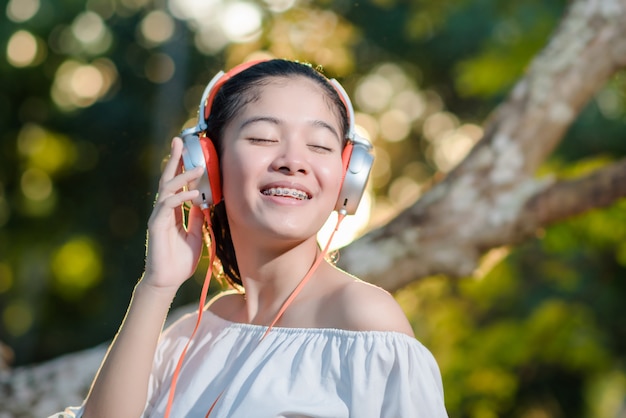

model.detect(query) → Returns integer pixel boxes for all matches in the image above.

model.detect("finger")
[155,167,203,205]
[186,205,206,239]
[162,166,204,195]
[153,190,200,217]
[161,137,183,182]
[174,199,184,227]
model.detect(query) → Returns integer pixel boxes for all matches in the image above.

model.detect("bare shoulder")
[324,271,415,337]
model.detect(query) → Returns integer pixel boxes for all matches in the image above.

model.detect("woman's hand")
[142,137,206,291]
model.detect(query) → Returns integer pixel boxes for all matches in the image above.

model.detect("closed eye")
[308,144,334,153]
[248,138,277,144]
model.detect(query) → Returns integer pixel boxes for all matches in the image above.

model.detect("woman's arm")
[81,280,176,418]
[82,138,205,418]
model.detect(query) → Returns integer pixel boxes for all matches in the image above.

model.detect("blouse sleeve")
[46,312,200,418]
[46,407,84,418]
[344,333,448,417]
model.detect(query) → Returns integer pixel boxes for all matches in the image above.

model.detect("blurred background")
[1,0,626,416]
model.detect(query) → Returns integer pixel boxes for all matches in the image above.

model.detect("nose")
[271,141,309,175]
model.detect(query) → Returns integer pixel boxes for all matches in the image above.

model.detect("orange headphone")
[179,59,374,216]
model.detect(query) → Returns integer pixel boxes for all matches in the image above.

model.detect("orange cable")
[166,210,346,417]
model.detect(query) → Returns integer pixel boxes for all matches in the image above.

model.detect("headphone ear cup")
[181,131,222,208]
[335,141,374,215]
[199,135,222,205]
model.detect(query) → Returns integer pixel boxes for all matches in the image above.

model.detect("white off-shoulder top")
[57,310,448,417]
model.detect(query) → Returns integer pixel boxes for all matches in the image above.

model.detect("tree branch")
[338,0,626,291]
[522,157,626,231]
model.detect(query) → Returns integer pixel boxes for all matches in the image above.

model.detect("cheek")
[320,160,345,196]
[219,154,247,202]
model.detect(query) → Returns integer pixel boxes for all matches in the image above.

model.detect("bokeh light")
[0,263,13,294]
[51,59,118,110]
[388,175,421,208]
[51,237,103,299]
[392,90,426,122]
[220,2,263,43]
[0,197,9,227]
[354,113,379,143]
[168,0,219,21]
[263,0,296,13]
[170,0,265,54]
[20,168,53,201]
[6,30,46,68]
[379,109,410,142]
[145,53,176,83]
[3,300,34,337]
[6,0,40,22]
[140,10,176,46]
[17,124,77,174]
[370,147,391,189]
[70,11,113,55]
[72,11,105,43]
[423,111,459,142]
[355,73,394,113]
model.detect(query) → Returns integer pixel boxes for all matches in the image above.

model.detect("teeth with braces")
[262,187,309,200]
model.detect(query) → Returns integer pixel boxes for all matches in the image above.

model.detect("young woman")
[54,59,447,417]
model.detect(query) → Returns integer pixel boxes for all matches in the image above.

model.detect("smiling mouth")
[261,187,310,200]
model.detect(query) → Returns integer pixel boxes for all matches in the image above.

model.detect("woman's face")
[219,76,345,245]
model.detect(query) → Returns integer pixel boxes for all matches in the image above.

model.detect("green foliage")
[397,193,626,417]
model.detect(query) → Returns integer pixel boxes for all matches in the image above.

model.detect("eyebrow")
[240,116,342,143]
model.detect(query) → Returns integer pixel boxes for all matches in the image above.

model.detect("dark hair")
[206,59,350,288]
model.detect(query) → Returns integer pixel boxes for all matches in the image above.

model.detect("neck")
[230,232,322,325]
